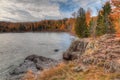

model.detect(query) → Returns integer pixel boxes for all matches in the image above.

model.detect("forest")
[0,0,119,37]
[74,0,120,37]
[0,18,75,32]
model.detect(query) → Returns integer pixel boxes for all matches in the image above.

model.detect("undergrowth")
[23,62,120,80]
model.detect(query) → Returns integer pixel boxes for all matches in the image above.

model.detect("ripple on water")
[0,32,75,80]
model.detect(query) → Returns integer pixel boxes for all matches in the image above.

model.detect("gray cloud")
[0,0,62,22]
[0,0,108,22]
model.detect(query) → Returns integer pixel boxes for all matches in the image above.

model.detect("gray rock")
[7,54,58,80]
[73,65,88,72]
[54,49,59,52]
[63,40,88,60]
[9,60,37,75]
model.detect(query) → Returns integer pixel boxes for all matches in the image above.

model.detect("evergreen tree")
[19,24,25,31]
[75,8,89,38]
[96,11,106,36]
[96,2,115,36]
[103,2,115,34]
[89,18,97,38]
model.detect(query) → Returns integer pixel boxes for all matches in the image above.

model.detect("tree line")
[0,18,75,32]
[74,0,120,38]
[0,0,119,37]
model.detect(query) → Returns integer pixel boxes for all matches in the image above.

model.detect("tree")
[89,17,97,38]
[96,2,115,36]
[75,8,89,38]
[103,2,115,34]
[110,0,120,34]
[96,11,106,36]
[19,24,25,31]
[86,8,91,26]
[72,12,77,18]
[111,0,120,11]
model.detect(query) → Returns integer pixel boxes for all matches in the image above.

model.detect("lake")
[0,32,75,79]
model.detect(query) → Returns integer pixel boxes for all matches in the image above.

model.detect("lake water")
[0,32,75,79]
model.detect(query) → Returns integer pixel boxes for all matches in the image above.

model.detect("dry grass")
[39,62,77,80]
[23,70,36,80]
[23,62,120,80]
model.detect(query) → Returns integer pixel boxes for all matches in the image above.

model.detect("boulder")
[63,40,88,60]
[63,51,80,60]
[54,49,59,52]
[7,54,58,80]
[9,60,37,75]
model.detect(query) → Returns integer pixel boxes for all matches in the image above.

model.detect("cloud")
[0,0,62,22]
[72,0,108,16]
[0,0,108,22]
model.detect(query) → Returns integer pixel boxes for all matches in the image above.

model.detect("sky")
[0,0,108,22]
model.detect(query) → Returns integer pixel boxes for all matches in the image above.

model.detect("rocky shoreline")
[7,34,120,80]
[63,34,120,75]
[6,55,59,80]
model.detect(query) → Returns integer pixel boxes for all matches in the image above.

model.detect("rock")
[73,65,88,72]
[54,49,59,52]
[6,74,24,80]
[64,34,120,73]
[25,54,53,62]
[9,60,37,75]
[8,54,58,80]
[81,34,120,73]
[63,40,88,60]
[63,52,79,60]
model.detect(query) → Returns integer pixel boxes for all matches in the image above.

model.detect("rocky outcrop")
[63,34,120,73]
[63,39,89,60]
[7,55,58,80]
[80,34,120,73]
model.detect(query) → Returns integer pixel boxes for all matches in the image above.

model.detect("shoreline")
[0,32,74,80]
[22,34,120,80]
[4,34,120,80]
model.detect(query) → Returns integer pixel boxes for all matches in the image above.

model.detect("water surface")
[0,32,75,78]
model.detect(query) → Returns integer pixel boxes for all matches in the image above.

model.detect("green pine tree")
[75,8,89,38]
[96,11,106,36]
[96,2,115,36]
[103,2,115,34]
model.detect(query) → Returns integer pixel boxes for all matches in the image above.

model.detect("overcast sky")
[0,0,108,22]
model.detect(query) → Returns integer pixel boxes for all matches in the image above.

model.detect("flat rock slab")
[7,54,58,80]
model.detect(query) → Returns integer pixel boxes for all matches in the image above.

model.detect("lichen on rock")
[63,34,120,74]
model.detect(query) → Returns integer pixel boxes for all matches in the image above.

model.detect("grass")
[23,62,120,80]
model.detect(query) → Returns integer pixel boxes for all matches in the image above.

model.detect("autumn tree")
[60,24,65,30]
[86,8,91,26]
[75,8,89,38]
[110,0,120,34]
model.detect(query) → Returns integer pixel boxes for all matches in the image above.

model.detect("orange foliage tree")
[110,0,120,34]
[86,8,91,26]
